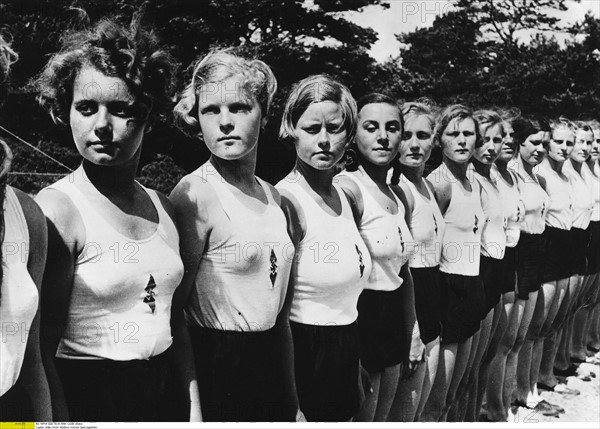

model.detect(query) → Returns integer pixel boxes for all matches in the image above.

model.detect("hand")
[404,325,426,379]
[296,408,307,422]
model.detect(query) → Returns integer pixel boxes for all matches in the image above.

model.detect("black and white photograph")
[1,0,599,426]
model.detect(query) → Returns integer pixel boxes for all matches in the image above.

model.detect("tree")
[454,0,579,48]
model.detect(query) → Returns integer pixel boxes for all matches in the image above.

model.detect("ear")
[260,116,268,130]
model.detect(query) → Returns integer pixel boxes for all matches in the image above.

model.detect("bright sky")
[345,0,600,62]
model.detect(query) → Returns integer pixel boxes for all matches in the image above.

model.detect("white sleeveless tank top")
[563,162,594,230]
[537,160,573,230]
[276,178,372,326]
[48,175,183,360]
[337,170,413,292]
[474,170,507,259]
[1,187,38,396]
[399,174,446,268]
[187,163,294,332]
[583,163,600,222]
[493,166,524,248]
[511,163,549,235]
[428,164,485,276]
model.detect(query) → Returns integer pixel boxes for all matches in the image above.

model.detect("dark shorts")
[189,324,297,422]
[412,266,443,345]
[516,232,545,300]
[542,226,573,282]
[357,286,406,372]
[290,321,362,422]
[500,246,517,294]
[480,255,504,317]
[571,227,591,276]
[439,272,484,344]
[0,381,34,421]
[55,347,184,422]
[587,221,600,274]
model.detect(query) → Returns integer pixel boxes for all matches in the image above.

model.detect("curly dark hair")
[34,14,176,126]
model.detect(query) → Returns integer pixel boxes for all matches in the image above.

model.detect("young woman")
[458,110,506,422]
[276,75,372,422]
[520,119,575,415]
[420,105,485,422]
[584,122,600,357]
[336,94,424,422]
[170,50,298,422]
[34,18,184,422]
[561,122,595,368]
[393,101,445,422]
[0,34,51,422]
[503,117,552,417]
[485,115,525,421]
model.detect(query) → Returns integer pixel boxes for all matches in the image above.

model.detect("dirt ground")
[510,360,600,424]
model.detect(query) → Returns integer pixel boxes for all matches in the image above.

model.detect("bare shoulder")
[13,188,47,237]
[394,180,415,213]
[277,186,306,245]
[169,174,220,222]
[35,186,84,251]
[263,181,282,206]
[335,173,364,220]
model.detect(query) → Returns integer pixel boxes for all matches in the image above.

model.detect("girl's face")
[293,101,348,170]
[70,66,150,167]
[474,123,503,165]
[440,117,477,164]
[571,129,593,163]
[519,131,549,166]
[197,75,264,161]
[355,103,402,167]
[547,127,574,163]
[497,122,516,163]
[399,114,434,168]
[591,128,600,162]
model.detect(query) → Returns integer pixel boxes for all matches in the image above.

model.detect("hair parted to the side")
[344,93,402,172]
[512,116,551,145]
[401,100,438,132]
[434,104,481,148]
[34,12,177,126]
[279,74,357,145]
[0,33,18,304]
[474,109,505,144]
[173,49,277,138]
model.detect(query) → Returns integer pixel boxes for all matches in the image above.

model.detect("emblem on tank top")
[397,227,405,253]
[473,214,479,234]
[355,244,365,278]
[541,201,546,217]
[516,205,521,222]
[143,275,157,313]
[433,215,438,235]
[270,249,278,287]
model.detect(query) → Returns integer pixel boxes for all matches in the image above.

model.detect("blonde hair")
[279,74,357,144]
[173,49,277,137]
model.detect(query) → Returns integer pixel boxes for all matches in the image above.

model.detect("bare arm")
[15,189,51,421]
[34,189,82,421]
[168,177,213,422]
[398,263,425,379]
[277,189,306,421]
[336,175,364,226]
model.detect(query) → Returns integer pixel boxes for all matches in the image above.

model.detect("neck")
[547,156,564,174]
[81,158,138,195]
[569,158,583,174]
[473,159,492,178]
[443,155,469,179]
[359,158,390,186]
[400,163,425,184]
[518,155,535,176]
[294,158,335,193]
[209,150,257,185]
[495,159,509,173]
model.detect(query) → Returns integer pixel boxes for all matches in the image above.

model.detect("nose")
[317,127,330,150]
[219,109,234,133]
[376,127,389,146]
[94,107,112,141]
[456,132,467,146]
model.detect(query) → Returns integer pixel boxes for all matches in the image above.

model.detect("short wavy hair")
[512,116,551,145]
[434,104,481,149]
[173,49,277,137]
[474,109,505,144]
[34,15,176,126]
[401,100,437,132]
[279,74,357,145]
